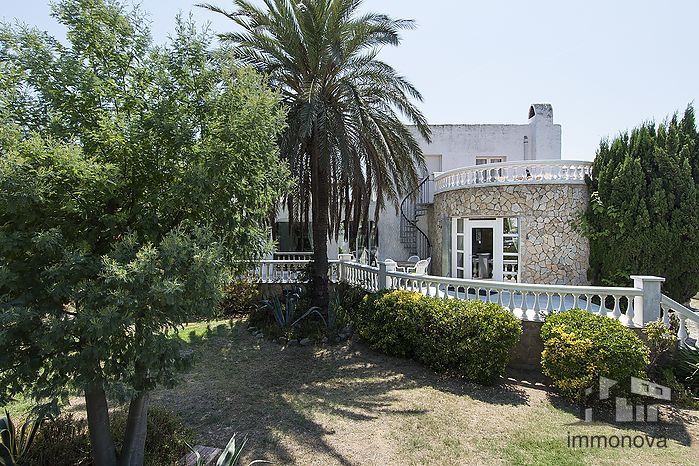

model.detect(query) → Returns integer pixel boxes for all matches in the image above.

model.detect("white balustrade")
[336,261,641,325]
[239,259,340,284]
[382,271,641,324]
[434,160,593,194]
[273,251,314,261]
[660,295,699,350]
[241,258,699,337]
[342,261,380,292]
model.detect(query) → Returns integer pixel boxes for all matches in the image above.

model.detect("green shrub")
[219,279,260,316]
[674,346,699,392]
[28,408,192,466]
[658,365,699,408]
[24,414,92,466]
[334,282,368,325]
[541,309,649,402]
[356,290,425,357]
[643,321,677,377]
[415,299,523,385]
[111,406,193,466]
[355,290,522,384]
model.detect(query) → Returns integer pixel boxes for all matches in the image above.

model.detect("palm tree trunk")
[310,137,330,311]
[85,382,117,466]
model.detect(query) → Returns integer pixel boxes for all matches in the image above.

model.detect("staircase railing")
[399,175,432,260]
[660,295,699,350]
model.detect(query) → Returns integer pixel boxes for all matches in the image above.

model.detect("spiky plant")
[0,409,44,466]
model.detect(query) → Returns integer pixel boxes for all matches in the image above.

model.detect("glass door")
[453,218,467,278]
[452,218,503,281]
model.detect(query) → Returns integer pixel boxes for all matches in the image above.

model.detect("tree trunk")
[118,391,149,466]
[85,383,118,466]
[310,137,330,311]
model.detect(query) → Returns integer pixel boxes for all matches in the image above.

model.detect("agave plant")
[326,295,343,330]
[261,293,297,328]
[262,291,327,329]
[0,409,44,466]
[676,346,699,391]
[187,433,270,466]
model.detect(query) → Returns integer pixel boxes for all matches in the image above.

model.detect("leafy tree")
[200,0,431,309]
[581,105,699,302]
[0,1,289,465]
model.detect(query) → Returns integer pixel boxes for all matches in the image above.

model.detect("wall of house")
[430,183,590,285]
[407,103,561,172]
[379,104,562,262]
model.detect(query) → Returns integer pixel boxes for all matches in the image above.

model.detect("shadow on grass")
[151,319,534,464]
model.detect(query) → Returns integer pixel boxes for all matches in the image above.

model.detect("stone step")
[180,446,223,466]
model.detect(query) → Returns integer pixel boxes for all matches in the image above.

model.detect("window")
[274,221,312,252]
[475,156,505,165]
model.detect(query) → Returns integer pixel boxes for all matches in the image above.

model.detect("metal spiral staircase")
[399,175,432,259]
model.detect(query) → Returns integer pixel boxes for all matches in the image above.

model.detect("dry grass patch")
[142,320,699,465]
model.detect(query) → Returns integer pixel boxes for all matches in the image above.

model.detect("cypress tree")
[582,105,699,302]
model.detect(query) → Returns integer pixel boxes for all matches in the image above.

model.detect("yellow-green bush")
[356,290,424,357]
[541,309,649,401]
[356,290,522,385]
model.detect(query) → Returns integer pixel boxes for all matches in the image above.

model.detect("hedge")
[354,290,522,385]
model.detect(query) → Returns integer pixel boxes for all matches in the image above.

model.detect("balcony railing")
[273,251,314,261]
[240,259,340,284]
[434,160,593,194]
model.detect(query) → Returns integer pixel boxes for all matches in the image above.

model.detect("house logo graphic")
[582,376,671,423]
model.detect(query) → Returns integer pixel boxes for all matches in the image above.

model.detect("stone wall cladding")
[431,184,590,285]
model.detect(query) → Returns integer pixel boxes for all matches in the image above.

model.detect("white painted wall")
[409,103,561,173]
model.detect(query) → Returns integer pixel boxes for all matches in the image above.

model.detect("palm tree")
[200,0,431,309]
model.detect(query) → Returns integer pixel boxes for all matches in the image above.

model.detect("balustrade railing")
[660,295,699,349]
[273,251,314,261]
[434,160,593,193]
[240,259,339,284]
[386,269,641,324]
[341,260,380,292]
[240,258,699,335]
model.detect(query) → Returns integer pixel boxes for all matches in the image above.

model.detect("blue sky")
[3,0,698,161]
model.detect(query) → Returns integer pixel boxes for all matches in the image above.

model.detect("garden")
[2,1,699,465]
[4,280,699,465]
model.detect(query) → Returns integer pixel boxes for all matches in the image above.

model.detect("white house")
[274,104,593,285]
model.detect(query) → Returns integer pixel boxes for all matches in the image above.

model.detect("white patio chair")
[407,257,430,276]
[383,258,406,273]
[407,255,420,263]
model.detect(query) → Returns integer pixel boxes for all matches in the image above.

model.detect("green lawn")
[145,320,699,465]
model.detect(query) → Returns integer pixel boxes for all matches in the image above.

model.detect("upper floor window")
[475,156,505,165]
